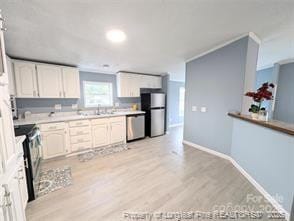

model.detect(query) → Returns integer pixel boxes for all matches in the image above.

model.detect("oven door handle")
[24,158,29,169]
[29,130,40,141]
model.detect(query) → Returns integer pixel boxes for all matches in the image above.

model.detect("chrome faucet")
[96,104,101,115]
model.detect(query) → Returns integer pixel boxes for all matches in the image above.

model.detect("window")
[179,87,185,117]
[83,81,113,107]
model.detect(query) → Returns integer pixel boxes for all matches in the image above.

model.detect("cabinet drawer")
[91,118,109,126]
[69,126,91,136]
[69,120,90,127]
[71,141,92,152]
[109,116,125,123]
[40,122,66,132]
[70,134,92,144]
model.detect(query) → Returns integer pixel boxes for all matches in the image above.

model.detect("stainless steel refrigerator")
[141,93,166,137]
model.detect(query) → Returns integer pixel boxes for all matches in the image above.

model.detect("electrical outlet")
[200,107,207,113]
[192,106,197,112]
[115,102,119,107]
[54,104,62,110]
[72,104,78,110]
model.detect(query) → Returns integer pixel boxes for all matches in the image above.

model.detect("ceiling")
[1,0,294,81]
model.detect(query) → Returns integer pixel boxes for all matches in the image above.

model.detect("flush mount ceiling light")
[106,29,126,43]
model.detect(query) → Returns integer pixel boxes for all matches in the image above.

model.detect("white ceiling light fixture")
[106,29,126,43]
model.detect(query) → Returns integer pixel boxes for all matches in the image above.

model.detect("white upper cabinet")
[37,64,63,98]
[6,56,16,95]
[0,14,8,86]
[62,67,80,98]
[117,72,162,97]
[14,61,38,98]
[13,59,80,99]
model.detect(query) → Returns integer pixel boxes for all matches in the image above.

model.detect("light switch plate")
[72,104,78,110]
[192,106,197,112]
[201,107,207,113]
[54,104,62,110]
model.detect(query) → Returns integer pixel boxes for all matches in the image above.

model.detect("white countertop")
[14,111,145,126]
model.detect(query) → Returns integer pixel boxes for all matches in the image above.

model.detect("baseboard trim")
[169,123,184,128]
[182,140,290,221]
[182,140,230,160]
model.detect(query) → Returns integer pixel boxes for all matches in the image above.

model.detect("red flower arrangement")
[245,82,275,113]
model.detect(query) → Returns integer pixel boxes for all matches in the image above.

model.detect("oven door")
[28,128,42,179]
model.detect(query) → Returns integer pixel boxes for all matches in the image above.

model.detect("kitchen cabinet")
[68,120,92,152]
[5,169,26,221]
[62,67,80,98]
[0,169,26,221]
[91,119,109,147]
[117,72,162,97]
[91,116,126,148]
[37,64,63,98]
[40,122,69,159]
[15,139,28,210]
[6,56,15,95]
[13,59,81,99]
[0,13,8,86]
[109,117,126,144]
[0,85,17,171]
[14,61,38,98]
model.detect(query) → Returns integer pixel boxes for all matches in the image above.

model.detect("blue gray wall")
[256,67,274,89]
[16,71,140,113]
[168,80,185,126]
[274,63,294,124]
[231,118,294,213]
[184,36,251,155]
[255,67,274,112]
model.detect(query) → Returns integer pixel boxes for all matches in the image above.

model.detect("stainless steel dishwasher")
[126,114,145,142]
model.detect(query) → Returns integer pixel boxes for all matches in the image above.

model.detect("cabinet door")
[0,17,8,85]
[110,117,126,144]
[37,64,63,98]
[17,163,28,209]
[62,67,80,98]
[6,56,16,95]
[42,130,67,159]
[92,123,109,147]
[14,61,38,98]
[0,86,17,171]
[5,171,26,221]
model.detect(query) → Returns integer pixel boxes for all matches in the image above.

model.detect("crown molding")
[186,32,261,63]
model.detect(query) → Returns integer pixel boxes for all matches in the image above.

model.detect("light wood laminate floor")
[26,127,284,221]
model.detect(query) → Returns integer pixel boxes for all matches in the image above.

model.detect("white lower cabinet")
[40,122,69,159]
[92,119,109,147]
[17,163,28,210]
[1,169,27,221]
[42,130,68,159]
[91,116,126,148]
[38,116,126,158]
[68,120,92,153]
[109,117,126,144]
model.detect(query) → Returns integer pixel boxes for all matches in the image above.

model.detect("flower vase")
[251,113,259,120]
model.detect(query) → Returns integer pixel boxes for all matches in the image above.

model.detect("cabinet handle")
[59,91,62,97]
[63,91,66,97]
[33,91,36,97]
